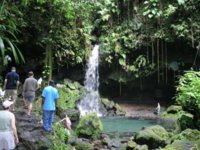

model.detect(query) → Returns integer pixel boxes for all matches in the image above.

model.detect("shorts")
[24,92,35,102]
[4,89,17,100]
[0,131,15,150]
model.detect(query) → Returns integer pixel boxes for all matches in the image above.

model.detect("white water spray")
[78,45,102,117]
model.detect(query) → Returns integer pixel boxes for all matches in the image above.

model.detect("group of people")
[0,67,61,150]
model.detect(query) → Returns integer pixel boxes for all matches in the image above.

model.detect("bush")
[50,123,71,150]
[75,113,103,139]
[175,71,200,129]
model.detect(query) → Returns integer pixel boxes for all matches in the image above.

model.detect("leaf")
[119,58,125,66]
[177,0,185,5]
[148,14,153,18]
[0,37,5,58]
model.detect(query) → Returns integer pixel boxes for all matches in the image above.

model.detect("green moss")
[178,113,194,130]
[58,79,84,109]
[127,141,137,149]
[74,140,93,150]
[162,105,185,120]
[171,129,200,142]
[162,139,200,150]
[75,113,103,139]
[135,125,169,149]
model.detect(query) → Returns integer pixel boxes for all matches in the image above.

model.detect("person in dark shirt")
[3,67,20,111]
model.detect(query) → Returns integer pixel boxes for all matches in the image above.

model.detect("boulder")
[127,141,148,150]
[127,141,137,150]
[178,113,194,130]
[171,128,200,142]
[75,112,103,139]
[100,98,126,116]
[135,125,169,149]
[101,98,115,109]
[162,129,200,150]
[74,139,94,150]
[162,139,200,150]
[166,105,183,114]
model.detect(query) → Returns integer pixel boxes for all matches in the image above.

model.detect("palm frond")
[0,37,5,59]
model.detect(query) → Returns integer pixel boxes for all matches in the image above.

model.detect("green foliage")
[76,112,103,139]
[175,71,200,115]
[50,123,71,150]
[0,0,25,65]
[58,80,84,109]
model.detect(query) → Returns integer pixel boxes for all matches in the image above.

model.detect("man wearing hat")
[41,80,59,132]
[0,100,19,149]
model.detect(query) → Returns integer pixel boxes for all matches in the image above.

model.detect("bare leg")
[27,102,33,116]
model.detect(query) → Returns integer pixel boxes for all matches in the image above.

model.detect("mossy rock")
[166,105,183,114]
[163,129,200,150]
[127,141,148,150]
[74,140,93,150]
[178,113,194,131]
[162,139,200,150]
[115,104,126,116]
[171,129,200,142]
[75,113,103,139]
[135,125,169,149]
[101,98,115,109]
[127,141,137,150]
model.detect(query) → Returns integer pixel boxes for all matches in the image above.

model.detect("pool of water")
[101,117,160,135]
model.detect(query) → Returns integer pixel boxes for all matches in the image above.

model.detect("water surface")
[101,117,159,135]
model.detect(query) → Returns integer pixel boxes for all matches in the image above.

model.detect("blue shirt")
[42,86,59,110]
[5,71,19,89]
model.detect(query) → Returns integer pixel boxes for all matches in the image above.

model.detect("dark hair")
[49,80,55,86]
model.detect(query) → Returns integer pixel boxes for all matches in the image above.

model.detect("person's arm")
[23,80,27,93]
[3,79,7,90]
[16,75,20,89]
[11,113,19,144]
[42,96,45,107]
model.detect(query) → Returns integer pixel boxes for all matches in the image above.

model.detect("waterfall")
[77,45,102,117]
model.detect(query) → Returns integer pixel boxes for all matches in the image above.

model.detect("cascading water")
[78,45,102,117]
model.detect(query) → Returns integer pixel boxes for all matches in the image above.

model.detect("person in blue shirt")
[3,67,20,111]
[41,80,59,132]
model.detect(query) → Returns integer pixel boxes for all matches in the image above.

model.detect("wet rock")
[15,109,50,150]
[102,134,112,147]
[112,139,121,148]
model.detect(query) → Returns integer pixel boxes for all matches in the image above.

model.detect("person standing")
[23,71,38,116]
[3,67,20,111]
[41,80,59,132]
[0,100,19,150]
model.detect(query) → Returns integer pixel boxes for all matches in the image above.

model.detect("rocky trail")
[14,98,50,150]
